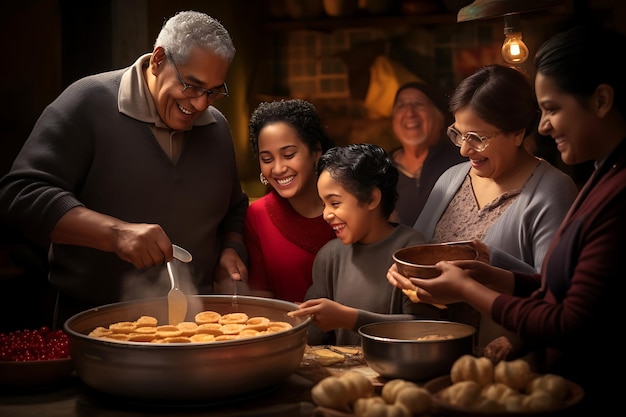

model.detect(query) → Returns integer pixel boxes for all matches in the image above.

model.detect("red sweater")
[244,190,335,303]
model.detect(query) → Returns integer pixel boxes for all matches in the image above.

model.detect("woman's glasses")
[447,125,499,152]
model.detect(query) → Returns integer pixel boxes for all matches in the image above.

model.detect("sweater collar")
[117,53,215,129]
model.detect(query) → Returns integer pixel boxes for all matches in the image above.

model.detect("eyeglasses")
[447,125,499,152]
[166,53,229,100]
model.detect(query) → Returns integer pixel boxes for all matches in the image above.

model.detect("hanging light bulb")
[501,14,529,64]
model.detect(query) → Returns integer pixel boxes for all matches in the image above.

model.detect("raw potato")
[314,348,346,366]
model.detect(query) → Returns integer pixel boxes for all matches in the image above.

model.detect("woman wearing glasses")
[408,64,578,358]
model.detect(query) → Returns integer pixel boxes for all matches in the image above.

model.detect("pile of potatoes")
[311,371,432,417]
[438,355,572,413]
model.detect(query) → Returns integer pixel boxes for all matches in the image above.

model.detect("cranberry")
[0,327,70,361]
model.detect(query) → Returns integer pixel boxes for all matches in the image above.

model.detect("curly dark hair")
[317,143,399,219]
[248,99,333,158]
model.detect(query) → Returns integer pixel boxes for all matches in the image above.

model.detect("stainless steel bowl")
[359,320,475,382]
[64,295,309,402]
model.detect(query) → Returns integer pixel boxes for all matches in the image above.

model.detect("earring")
[259,173,269,186]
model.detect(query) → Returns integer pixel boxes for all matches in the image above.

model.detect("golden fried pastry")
[133,326,157,335]
[90,312,293,344]
[109,321,137,334]
[176,321,199,336]
[214,334,238,342]
[190,333,216,343]
[196,323,224,336]
[267,321,293,332]
[314,348,345,366]
[89,326,112,338]
[221,323,246,335]
[128,333,157,342]
[245,316,270,331]
[135,315,158,327]
[238,328,261,338]
[156,325,183,338]
[104,333,131,341]
[162,336,191,343]
[402,288,447,309]
[219,312,249,324]
[194,310,221,324]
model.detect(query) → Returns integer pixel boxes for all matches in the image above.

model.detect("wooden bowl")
[393,242,478,278]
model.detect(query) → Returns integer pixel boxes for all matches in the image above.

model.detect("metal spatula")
[167,245,192,325]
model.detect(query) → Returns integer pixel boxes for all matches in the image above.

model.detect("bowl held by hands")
[393,242,478,278]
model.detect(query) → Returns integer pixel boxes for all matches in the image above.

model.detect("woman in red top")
[243,99,335,302]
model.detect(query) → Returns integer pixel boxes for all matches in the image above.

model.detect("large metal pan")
[64,295,309,402]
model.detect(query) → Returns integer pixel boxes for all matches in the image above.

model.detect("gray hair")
[154,10,235,65]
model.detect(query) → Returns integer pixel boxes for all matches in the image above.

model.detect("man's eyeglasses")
[447,125,499,152]
[167,54,229,100]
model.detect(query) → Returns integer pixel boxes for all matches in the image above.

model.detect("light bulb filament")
[502,32,529,64]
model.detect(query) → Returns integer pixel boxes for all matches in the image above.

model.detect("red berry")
[0,328,70,361]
